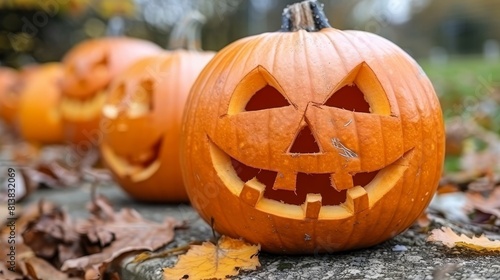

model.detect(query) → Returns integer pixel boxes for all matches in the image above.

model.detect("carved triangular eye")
[324,62,391,116]
[245,85,290,111]
[324,84,370,113]
[228,66,291,114]
[127,79,154,118]
[103,83,126,119]
[108,83,126,106]
[93,52,109,69]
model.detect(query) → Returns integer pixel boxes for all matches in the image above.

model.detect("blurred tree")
[2,0,500,67]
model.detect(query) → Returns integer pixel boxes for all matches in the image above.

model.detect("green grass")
[418,56,500,119]
[418,56,500,172]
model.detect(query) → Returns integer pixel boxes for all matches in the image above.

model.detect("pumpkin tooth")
[331,171,353,191]
[273,172,297,191]
[344,186,369,213]
[102,104,119,119]
[240,178,265,207]
[302,193,322,219]
[127,100,150,118]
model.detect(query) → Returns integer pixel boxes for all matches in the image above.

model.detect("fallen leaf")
[61,195,178,274]
[427,227,500,252]
[466,187,500,219]
[436,183,460,194]
[0,260,24,279]
[22,202,82,267]
[22,256,80,280]
[163,236,260,280]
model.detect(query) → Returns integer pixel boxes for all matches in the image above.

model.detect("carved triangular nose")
[289,124,321,153]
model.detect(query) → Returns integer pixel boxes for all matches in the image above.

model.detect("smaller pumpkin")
[60,37,162,146]
[100,12,215,202]
[18,63,64,145]
[0,67,22,127]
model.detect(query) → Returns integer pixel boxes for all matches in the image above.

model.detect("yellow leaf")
[163,236,260,280]
[427,227,500,252]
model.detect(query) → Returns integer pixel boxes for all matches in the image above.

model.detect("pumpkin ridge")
[351,35,409,240]
[362,36,428,235]
[387,42,442,231]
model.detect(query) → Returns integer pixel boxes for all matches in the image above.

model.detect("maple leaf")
[427,227,500,252]
[163,236,260,280]
[61,195,178,274]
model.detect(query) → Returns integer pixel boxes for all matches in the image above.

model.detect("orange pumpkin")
[18,63,64,145]
[100,13,215,202]
[60,37,162,146]
[0,67,22,127]
[181,0,445,253]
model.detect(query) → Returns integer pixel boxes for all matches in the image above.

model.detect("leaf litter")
[0,194,179,279]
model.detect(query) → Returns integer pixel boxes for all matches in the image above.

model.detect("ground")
[21,184,499,280]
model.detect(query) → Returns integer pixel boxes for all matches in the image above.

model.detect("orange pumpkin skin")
[0,67,22,127]
[101,51,214,202]
[60,37,162,146]
[181,3,445,254]
[18,63,65,144]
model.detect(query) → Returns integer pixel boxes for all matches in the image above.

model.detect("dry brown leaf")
[466,187,500,218]
[163,236,260,280]
[427,227,500,252]
[61,195,178,274]
[22,202,82,267]
[0,260,24,279]
[22,256,80,280]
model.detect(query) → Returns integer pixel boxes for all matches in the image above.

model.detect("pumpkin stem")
[168,11,206,51]
[281,0,331,32]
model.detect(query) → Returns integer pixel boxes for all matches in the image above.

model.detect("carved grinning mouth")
[209,138,414,219]
[60,91,107,121]
[101,137,163,182]
[231,157,380,206]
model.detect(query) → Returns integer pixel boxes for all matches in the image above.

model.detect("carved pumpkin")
[100,13,215,202]
[0,65,39,129]
[18,63,64,144]
[0,67,22,127]
[101,51,214,202]
[60,37,162,146]
[181,0,445,253]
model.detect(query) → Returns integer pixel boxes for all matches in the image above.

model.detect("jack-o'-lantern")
[60,37,162,146]
[0,65,39,129]
[101,13,215,202]
[181,0,445,253]
[101,51,214,202]
[0,67,22,127]
[18,63,64,145]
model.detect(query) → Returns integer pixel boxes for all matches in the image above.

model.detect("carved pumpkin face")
[18,63,64,144]
[60,37,162,145]
[181,3,445,254]
[101,51,214,202]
